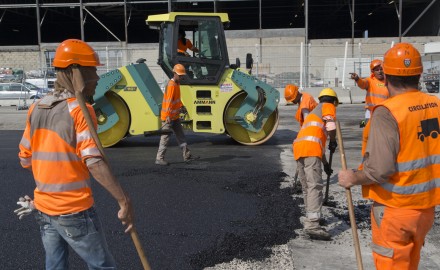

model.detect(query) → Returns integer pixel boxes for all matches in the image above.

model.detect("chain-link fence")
[0,39,438,107]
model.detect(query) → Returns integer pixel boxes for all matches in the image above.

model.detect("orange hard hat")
[52,39,102,68]
[370,59,383,71]
[173,64,186,75]
[383,43,423,76]
[284,84,299,102]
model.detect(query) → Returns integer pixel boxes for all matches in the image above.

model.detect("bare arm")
[338,169,376,188]
[338,107,399,188]
[88,160,134,233]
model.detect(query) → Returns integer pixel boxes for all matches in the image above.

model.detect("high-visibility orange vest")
[296,92,318,126]
[161,79,183,121]
[178,39,193,54]
[356,76,388,111]
[362,91,440,209]
[293,102,336,160]
[18,98,101,215]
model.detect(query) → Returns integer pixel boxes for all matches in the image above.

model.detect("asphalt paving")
[0,107,303,270]
[1,103,439,270]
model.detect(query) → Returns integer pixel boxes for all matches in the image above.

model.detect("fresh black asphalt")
[0,124,303,269]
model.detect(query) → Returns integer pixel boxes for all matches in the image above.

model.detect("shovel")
[323,151,334,205]
[75,91,151,270]
[336,120,364,270]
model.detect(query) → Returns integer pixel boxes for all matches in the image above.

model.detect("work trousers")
[156,119,191,161]
[371,202,435,270]
[34,207,116,270]
[297,156,323,230]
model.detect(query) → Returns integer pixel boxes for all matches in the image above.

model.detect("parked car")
[423,73,439,93]
[25,78,55,91]
[0,82,45,100]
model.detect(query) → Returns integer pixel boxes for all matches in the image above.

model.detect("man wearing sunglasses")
[350,59,388,127]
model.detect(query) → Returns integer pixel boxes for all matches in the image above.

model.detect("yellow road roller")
[93,12,280,147]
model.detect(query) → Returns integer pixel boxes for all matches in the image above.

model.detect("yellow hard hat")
[318,88,339,107]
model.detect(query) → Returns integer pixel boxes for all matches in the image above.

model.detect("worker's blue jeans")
[34,207,116,270]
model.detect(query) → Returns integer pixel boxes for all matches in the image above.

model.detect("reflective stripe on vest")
[363,91,440,208]
[293,103,336,159]
[35,178,91,192]
[161,80,182,120]
[81,147,101,157]
[301,121,324,129]
[33,151,81,161]
[397,155,440,172]
[20,137,30,149]
[68,100,79,112]
[364,77,388,110]
[20,157,32,167]
[294,135,324,149]
[77,130,92,143]
[366,92,388,100]
[23,98,96,215]
[380,178,440,195]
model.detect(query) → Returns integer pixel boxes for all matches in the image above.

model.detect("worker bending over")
[284,84,318,127]
[339,43,439,270]
[293,88,338,240]
[16,39,133,269]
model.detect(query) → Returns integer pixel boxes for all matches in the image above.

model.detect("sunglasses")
[373,66,383,72]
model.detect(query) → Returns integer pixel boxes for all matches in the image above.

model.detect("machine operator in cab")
[177,29,199,57]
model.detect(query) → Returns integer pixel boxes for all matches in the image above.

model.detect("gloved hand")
[14,195,35,220]
[323,163,333,176]
[328,140,338,153]
[180,106,188,115]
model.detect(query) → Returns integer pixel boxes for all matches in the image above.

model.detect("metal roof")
[0,0,438,45]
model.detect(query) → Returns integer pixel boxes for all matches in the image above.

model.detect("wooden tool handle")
[336,120,364,270]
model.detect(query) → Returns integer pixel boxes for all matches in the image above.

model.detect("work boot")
[304,227,332,241]
[155,159,169,166]
[184,154,200,163]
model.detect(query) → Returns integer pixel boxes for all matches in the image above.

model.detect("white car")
[0,82,45,100]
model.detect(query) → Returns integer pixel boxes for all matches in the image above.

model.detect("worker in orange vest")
[178,29,200,57]
[285,84,318,190]
[350,59,388,127]
[293,88,338,241]
[284,84,318,127]
[156,63,199,165]
[15,39,133,269]
[339,43,440,270]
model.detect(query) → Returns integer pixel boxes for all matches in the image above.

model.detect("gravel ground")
[206,104,440,270]
[1,103,439,270]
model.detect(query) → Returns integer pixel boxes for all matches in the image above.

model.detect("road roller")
[93,12,280,147]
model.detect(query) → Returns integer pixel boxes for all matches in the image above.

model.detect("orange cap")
[173,64,186,75]
[284,84,299,102]
[52,39,102,68]
[370,59,383,71]
[383,43,423,76]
